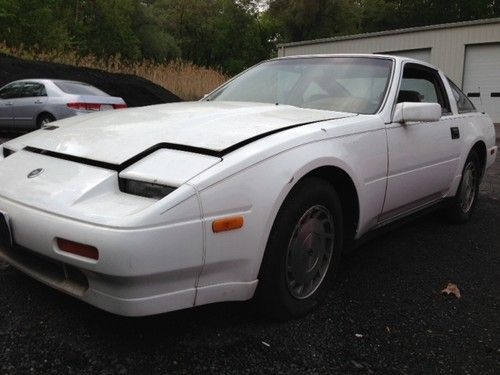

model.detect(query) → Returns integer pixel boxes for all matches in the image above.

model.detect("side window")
[0,83,23,99]
[397,64,451,115]
[447,79,476,113]
[21,83,47,98]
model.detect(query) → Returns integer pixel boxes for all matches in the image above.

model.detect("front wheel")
[256,177,343,319]
[448,151,481,223]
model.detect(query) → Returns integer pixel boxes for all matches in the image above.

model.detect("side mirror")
[393,102,442,124]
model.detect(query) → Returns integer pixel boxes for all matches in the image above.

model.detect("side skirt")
[349,198,452,251]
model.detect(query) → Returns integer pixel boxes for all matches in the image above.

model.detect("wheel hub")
[460,162,477,213]
[286,205,335,299]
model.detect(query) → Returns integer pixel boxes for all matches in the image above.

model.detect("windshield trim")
[204,56,396,115]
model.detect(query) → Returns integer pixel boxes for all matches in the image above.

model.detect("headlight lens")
[119,179,176,200]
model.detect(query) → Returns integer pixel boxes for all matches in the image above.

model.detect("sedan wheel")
[36,113,55,128]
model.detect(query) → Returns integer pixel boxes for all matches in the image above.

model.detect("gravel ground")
[0,135,499,374]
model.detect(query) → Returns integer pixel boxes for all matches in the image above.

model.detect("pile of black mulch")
[0,53,181,107]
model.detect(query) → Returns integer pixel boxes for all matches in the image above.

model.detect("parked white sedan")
[0,55,496,318]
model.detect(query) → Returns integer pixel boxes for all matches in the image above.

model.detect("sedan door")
[0,83,23,128]
[381,63,462,222]
[12,82,48,129]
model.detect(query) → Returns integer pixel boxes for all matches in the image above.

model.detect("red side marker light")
[57,238,99,260]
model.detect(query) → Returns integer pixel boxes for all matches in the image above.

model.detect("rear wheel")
[256,177,343,319]
[36,113,55,128]
[448,151,481,223]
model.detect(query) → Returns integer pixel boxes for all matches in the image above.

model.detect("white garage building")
[277,18,500,124]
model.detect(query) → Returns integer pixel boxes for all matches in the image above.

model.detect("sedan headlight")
[119,179,176,200]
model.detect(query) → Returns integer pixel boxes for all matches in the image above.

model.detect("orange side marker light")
[212,216,244,233]
[57,238,99,260]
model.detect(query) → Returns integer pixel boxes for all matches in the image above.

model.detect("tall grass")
[0,43,228,101]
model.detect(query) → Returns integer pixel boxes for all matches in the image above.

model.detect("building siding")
[278,20,500,87]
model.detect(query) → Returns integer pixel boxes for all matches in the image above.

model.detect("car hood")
[6,101,354,165]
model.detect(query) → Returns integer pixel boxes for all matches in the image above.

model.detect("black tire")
[256,177,344,319]
[448,151,481,223]
[36,113,55,128]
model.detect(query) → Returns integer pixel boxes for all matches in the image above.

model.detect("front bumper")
[0,195,203,316]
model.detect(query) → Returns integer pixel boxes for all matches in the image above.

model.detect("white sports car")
[0,55,496,318]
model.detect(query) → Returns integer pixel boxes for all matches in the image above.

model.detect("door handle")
[34,100,43,104]
[5,102,12,106]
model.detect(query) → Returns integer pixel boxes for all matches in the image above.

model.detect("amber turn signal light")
[57,238,99,260]
[212,216,244,233]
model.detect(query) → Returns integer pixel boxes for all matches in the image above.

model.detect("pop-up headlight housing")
[118,149,221,200]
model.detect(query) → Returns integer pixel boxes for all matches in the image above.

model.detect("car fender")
[194,124,387,296]
[447,113,496,196]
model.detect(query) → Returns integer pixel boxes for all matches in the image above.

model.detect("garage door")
[380,48,431,63]
[463,43,500,123]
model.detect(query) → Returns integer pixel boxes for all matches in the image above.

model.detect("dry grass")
[0,43,228,100]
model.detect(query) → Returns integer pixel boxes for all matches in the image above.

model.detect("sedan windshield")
[207,57,393,114]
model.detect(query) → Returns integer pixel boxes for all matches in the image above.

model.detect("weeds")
[0,43,228,100]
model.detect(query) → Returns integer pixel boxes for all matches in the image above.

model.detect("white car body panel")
[0,55,496,316]
[5,102,352,164]
[120,149,222,187]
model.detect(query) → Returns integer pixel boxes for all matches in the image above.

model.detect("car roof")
[272,53,438,70]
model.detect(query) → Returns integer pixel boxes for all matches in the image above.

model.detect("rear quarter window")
[447,79,476,114]
[55,82,108,96]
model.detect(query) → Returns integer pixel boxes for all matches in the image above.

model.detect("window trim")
[446,78,477,114]
[392,62,453,121]
[19,82,47,98]
[0,82,24,100]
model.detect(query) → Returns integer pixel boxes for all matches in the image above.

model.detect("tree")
[266,0,361,42]
[137,25,180,61]
[0,0,71,50]
[70,0,142,59]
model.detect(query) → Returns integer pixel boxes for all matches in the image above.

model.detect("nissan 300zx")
[0,55,497,318]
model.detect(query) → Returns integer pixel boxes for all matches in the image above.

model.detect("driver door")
[381,63,462,221]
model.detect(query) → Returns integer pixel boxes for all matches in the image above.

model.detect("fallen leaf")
[441,283,461,298]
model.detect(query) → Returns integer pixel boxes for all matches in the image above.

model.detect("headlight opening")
[119,179,176,200]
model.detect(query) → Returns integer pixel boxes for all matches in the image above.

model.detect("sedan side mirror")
[393,102,442,124]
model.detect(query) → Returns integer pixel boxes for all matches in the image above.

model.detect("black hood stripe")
[23,116,347,171]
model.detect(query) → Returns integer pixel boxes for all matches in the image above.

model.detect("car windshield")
[207,57,393,114]
[54,81,108,96]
